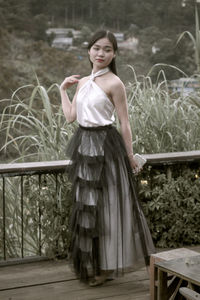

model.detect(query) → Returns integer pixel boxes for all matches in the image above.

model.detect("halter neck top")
[76,67,115,127]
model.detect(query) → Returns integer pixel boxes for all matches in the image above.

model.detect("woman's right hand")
[60,75,80,91]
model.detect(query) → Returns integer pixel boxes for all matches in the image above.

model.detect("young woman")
[60,30,155,287]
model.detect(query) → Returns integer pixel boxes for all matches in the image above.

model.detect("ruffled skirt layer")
[66,125,155,281]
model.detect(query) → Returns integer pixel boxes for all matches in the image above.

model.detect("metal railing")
[0,151,200,266]
[0,161,70,265]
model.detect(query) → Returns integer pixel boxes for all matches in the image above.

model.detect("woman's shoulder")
[108,72,125,91]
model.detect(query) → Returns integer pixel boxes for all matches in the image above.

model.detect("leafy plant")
[139,164,200,248]
[0,173,72,260]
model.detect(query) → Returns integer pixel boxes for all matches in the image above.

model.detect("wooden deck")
[0,260,150,300]
[1,246,200,299]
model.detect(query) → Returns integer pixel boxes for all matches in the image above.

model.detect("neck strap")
[90,67,110,81]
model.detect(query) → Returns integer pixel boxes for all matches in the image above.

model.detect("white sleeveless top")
[76,67,115,127]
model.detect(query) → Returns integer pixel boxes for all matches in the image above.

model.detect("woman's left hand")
[129,155,140,174]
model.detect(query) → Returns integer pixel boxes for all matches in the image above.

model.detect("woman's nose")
[98,49,104,56]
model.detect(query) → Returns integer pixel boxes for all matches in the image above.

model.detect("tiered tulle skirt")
[66,124,155,281]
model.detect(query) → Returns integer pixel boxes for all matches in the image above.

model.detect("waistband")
[79,124,113,131]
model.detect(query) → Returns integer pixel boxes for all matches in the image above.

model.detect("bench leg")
[157,269,168,300]
[150,256,157,300]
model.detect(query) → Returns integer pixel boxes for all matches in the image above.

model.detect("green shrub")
[0,173,72,259]
[139,164,200,248]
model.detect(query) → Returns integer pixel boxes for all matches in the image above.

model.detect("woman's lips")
[96,59,104,62]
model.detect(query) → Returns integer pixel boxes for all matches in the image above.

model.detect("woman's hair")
[88,30,118,75]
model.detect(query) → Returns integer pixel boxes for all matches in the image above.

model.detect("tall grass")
[0,82,76,162]
[127,66,200,153]
[1,71,199,161]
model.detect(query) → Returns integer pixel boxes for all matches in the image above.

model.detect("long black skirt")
[66,124,155,281]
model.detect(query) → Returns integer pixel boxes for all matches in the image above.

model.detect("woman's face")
[88,37,115,70]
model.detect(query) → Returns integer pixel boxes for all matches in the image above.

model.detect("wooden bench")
[150,248,199,300]
[179,287,200,300]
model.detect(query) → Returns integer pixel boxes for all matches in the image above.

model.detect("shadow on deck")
[0,260,150,300]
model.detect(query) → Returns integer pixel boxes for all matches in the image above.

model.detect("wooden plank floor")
[0,260,150,300]
[1,246,200,300]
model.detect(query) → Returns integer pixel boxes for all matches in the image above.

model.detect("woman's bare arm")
[60,75,80,123]
[111,78,138,170]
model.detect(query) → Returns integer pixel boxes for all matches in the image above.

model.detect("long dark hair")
[88,30,118,75]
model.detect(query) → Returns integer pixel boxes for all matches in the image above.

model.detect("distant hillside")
[0,25,196,102]
[0,29,90,100]
[0,0,197,100]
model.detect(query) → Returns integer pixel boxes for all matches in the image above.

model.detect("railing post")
[3,177,6,260]
[38,174,42,256]
[166,166,172,180]
[55,173,59,256]
[21,176,24,258]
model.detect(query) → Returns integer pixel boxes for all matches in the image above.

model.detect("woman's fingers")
[66,75,80,85]
[60,75,80,90]
[69,75,80,81]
